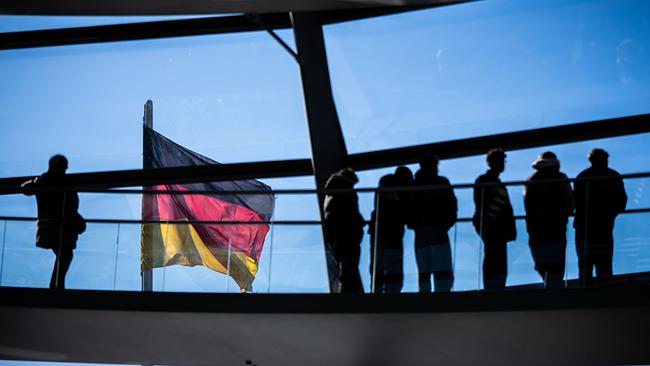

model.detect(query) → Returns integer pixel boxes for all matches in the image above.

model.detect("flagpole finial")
[143,100,153,128]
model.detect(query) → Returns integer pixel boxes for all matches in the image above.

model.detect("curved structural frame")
[0,0,649,291]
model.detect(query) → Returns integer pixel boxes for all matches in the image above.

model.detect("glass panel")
[623,177,650,210]
[453,221,481,291]
[1,220,48,287]
[1,135,648,292]
[0,29,307,178]
[506,219,545,288]
[614,211,650,277]
[324,0,650,153]
[0,174,326,292]
[0,185,648,292]
[356,134,650,291]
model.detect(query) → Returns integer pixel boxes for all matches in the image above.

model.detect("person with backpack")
[22,155,86,289]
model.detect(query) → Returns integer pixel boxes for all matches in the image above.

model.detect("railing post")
[0,221,6,285]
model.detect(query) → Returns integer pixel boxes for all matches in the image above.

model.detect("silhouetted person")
[524,152,574,289]
[324,167,365,293]
[473,149,516,290]
[369,174,405,293]
[394,166,415,231]
[573,149,627,287]
[21,155,86,289]
[411,155,457,292]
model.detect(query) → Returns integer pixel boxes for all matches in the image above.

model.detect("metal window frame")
[0,113,648,194]
[0,2,474,50]
[1,0,648,293]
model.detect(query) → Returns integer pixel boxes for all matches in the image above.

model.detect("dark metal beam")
[0,0,473,16]
[0,1,476,50]
[292,11,349,293]
[347,113,650,170]
[0,113,647,195]
[0,13,292,50]
[246,13,299,62]
[0,158,313,195]
[0,0,366,16]
[292,11,348,190]
[319,0,475,25]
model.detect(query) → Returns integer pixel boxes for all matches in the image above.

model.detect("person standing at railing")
[573,148,627,287]
[369,174,406,293]
[524,152,574,289]
[394,165,415,230]
[21,155,86,290]
[473,149,516,290]
[324,167,366,293]
[411,155,457,292]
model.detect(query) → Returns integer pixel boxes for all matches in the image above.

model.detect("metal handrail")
[0,208,647,226]
[10,171,650,196]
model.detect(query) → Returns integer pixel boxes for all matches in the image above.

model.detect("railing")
[0,172,647,293]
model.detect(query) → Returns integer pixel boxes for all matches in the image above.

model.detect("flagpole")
[267,217,275,293]
[226,231,232,293]
[142,100,154,292]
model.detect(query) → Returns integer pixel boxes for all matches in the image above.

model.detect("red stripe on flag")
[153,184,268,262]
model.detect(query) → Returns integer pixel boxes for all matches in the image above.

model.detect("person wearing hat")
[524,151,574,289]
[573,149,627,287]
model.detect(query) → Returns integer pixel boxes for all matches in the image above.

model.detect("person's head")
[486,148,506,173]
[419,154,439,174]
[588,148,609,168]
[48,154,68,176]
[394,166,413,184]
[532,151,560,171]
[377,174,399,202]
[378,173,396,187]
[339,167,359,185]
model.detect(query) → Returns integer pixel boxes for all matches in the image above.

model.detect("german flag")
[141,127,274,291]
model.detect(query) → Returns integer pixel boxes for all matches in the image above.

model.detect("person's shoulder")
[576,167,592,178]
[475,172,490,183]
[414,169,427,182]
[325,174,348,189]
[526,171,540,182]
[605,167,622,177]
[437,175,451,185]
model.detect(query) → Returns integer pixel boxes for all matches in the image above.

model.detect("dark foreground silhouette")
[525,151,574,289]
[411,155,457,292]
[22,155,86,289]
[324,167,365,293]
[574,149,627,287]
[473,149,516,290]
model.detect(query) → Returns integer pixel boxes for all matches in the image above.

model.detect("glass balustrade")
[0,174,647,293]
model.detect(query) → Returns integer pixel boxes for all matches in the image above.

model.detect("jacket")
[473,170,516,242]
[22,172,85,250]
[524,160,574,238]
[410,169,457,230]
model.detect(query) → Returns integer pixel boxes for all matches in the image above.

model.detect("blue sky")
[0,0,649,297]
